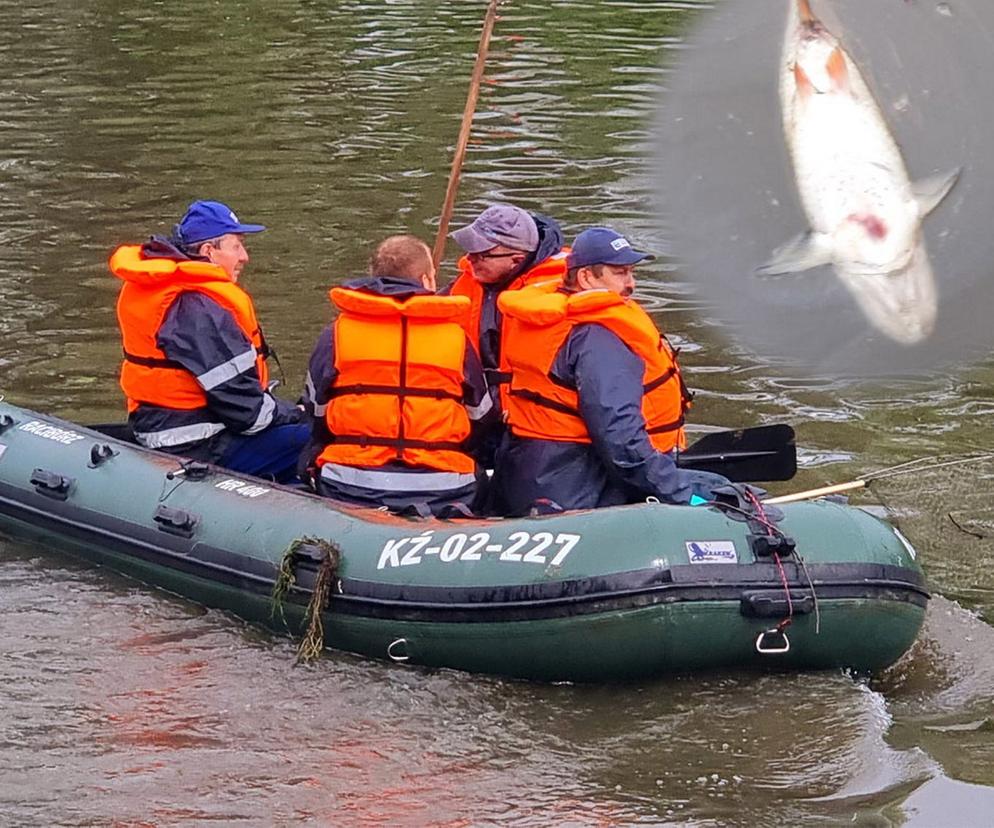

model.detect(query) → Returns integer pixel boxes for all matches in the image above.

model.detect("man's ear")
[420,270,437,292]
[575,266,597,291]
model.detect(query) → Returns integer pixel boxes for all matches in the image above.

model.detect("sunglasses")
[469,250,521,260]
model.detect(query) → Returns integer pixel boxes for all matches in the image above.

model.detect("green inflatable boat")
[0,399,927,681]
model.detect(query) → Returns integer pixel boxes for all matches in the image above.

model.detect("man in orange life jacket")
[494,227,730,515]
[301,235,493,515]
[109,200,308,482]
[444,204,568,411]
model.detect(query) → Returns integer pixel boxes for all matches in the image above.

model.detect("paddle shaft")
[431,0,501,271]
[763,452,994,503]
[765,480,867,505]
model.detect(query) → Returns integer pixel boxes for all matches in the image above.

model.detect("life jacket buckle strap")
[509,388,582,419]
[122,349,185,370]
[328,383,462,402]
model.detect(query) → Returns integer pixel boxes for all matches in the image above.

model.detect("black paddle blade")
[678,424,797,482]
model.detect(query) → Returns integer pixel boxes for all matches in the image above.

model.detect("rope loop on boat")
[270,536,342,664]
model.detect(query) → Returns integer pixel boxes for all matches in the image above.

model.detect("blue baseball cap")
[567,227,655,269]
[175,200,266,245]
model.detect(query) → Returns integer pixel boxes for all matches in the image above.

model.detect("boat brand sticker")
[215,479,271,498]
[18,420,85,446]
[687,541,738,564]
[376,531,582,570]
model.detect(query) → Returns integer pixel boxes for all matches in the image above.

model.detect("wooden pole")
[431,0,501,271]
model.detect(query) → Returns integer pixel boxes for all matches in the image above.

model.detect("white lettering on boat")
[377,537,408,569]
[686,540,738,564]
[0,443,6,461]
[214,479,271,498]
[18,420,85,446]
[376,531,582,570]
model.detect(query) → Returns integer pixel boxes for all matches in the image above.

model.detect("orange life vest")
[317,288,475,474]
[447,249,569,353]
[498,285,691,452]
[110,245,269,413]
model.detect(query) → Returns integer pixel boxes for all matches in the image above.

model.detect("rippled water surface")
[2,0,994,824]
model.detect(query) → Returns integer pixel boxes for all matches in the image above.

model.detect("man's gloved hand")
[677,469,732,505]
[273,395,305,425]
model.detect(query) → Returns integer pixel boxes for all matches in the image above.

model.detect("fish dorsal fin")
[798,0,816,24]
[793,62,814,100]
[826,47,849,92]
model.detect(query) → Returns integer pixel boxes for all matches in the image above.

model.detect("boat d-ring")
[755,627,791,655]
[387,637,410,663]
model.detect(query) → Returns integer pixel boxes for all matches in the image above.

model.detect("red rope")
[746,487,794,629]
[773,551,794,630]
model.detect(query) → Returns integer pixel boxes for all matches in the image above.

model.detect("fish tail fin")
[826,47,850,92]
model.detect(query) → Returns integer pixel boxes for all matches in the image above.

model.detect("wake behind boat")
[0,399,927,681]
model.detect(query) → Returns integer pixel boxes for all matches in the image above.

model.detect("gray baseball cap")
[450,204,539,253]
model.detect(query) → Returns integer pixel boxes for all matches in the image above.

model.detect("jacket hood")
[488,212,564,290]
[531,212,565,265]
[141,234,203,262]
[341,275,432,299]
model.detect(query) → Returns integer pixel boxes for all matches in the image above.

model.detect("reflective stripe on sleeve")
[134,421,225,449]
[320,463,476,493]
[305,371,328,417]
[465,392,493,422]
[242,392,277,435]
[196,347,258,391]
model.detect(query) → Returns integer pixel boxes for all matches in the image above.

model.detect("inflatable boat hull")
[0,402,928,681]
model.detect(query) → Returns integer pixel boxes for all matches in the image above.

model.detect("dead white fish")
[759,0,959,345]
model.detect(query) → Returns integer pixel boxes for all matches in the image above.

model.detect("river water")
[2,1,993,825]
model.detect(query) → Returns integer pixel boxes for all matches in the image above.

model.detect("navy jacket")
[495,323,706,515]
